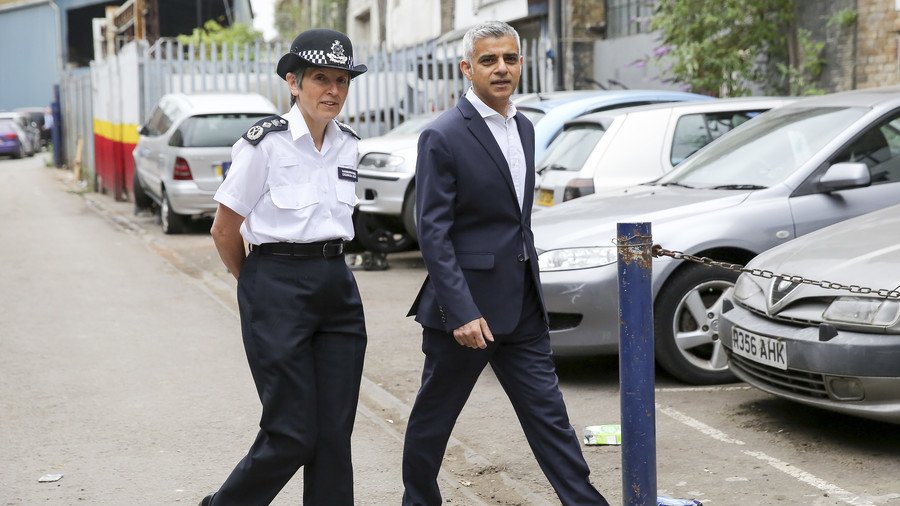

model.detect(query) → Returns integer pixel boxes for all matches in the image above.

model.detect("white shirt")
[214,104,360,245]
[465,87,527,211]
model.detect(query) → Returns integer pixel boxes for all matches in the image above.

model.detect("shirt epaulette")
[335,120,360,140]
[242,115,289,145]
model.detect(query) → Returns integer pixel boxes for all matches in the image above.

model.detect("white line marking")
[656,405,745,445]
[742,451,875,506]
[659,404,876,506]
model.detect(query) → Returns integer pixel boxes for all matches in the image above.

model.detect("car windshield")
[657,106,868,189]
[387,115,436,135]
[518,107,545,125]
[172,113,270,147]
[538,124,605,172]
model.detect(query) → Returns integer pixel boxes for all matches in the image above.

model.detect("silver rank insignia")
[242,115,289,146]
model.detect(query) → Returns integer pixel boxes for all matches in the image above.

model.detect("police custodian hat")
[276,28,368,80]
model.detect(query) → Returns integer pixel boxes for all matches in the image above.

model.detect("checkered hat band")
[298,50,328,65]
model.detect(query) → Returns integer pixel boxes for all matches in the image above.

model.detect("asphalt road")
[2,154,900,506]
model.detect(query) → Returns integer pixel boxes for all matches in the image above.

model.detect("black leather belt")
[250,240,344,258]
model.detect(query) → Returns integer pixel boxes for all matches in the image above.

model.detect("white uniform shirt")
[214,104,360,245]
[465,87,527,211]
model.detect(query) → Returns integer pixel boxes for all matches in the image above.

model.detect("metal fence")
[60,67,94,188]
[140,36,554,138]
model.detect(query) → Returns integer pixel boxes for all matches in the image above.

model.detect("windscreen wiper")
[659,181,695,189]
[708,184,767,190]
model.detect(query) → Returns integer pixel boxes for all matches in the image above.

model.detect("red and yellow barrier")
[93,119,139,201]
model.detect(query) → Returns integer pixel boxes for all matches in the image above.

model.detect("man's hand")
[453,317,494,349]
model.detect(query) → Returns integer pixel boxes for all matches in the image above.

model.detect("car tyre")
[401,184,418,243]
[654,264,739,385]
[160,188,188,234]
[132,172,153,211]
[353,211,415,253]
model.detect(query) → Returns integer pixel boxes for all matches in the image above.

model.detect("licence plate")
[537,189,554,206]
[731,326,787,370]
[214,161,232,179]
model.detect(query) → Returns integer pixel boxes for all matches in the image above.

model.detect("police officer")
[201,28,368,506]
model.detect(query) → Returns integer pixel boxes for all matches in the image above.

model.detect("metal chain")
[650,245,900,299]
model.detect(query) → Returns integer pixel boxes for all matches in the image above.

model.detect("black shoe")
[199,493,215,506]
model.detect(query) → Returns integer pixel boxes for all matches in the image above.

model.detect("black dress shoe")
[199,493,215,506]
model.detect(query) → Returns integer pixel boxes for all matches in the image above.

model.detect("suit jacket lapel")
[458,97,519,209]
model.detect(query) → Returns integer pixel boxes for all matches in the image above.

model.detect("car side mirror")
[819,162,870,192]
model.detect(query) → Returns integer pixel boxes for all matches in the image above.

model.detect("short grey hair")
[462,21,521,64]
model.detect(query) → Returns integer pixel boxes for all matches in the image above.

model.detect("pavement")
[0,155,547,505]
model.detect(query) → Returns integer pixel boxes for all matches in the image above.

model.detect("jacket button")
[517,254,525,262]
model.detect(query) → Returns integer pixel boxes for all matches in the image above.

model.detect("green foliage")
[650,0,824,97]
[827,8,858,28]
[177,20,262,58]
[274,0,347,40]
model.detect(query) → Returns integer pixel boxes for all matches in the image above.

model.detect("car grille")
[729,353,829,399]
[742,303,821,326]
[548,312,583,331]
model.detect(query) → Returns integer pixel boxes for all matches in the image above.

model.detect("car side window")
[670,110,765,165]
[832,114,900,185]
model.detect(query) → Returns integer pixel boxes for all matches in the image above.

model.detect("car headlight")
[732,273,763,301]
[538,247,616,272]
[823,297,900,326]
[359,152,405,172]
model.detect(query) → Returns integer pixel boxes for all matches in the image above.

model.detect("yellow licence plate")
[537,189,554,206]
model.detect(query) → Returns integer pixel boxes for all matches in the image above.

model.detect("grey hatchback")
[532,86,900,384]
[720,203,900,423]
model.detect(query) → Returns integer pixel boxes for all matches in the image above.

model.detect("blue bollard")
[617,222,657,505]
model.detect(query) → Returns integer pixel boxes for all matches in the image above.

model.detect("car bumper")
[166,181,217,216]
[720,297,900,423]
[541,263,621,355]
[356,170,413,215]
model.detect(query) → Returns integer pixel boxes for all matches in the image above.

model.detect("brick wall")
[797,0,857,92]
[856,0,900,88]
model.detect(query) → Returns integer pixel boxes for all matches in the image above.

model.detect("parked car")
[15,107,50,148]
[534,97,793,208]
[532,86,900,385]
[0,112,37,156]
[354,90,711,253]
[515,89,712,163]
[0,118,28,158]
[133,92,277,233]
[720,203,900,424]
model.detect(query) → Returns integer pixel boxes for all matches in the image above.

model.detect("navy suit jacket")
[407,96,547,335]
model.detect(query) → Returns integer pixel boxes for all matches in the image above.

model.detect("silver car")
[720,204,900,423]
[133,92,277,234]
[533,86,900,384]
[534,97,793,207]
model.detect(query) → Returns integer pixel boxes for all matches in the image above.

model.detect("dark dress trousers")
[404,97,609,506]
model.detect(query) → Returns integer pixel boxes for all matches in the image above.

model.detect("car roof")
[566,96,795,126]
[161,92,278,116]
[778,85,900,108]
[516,89,711,114]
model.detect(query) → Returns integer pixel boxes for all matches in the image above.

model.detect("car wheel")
[132,172,153,210]
[160,189,187,234]
[654,264,739,385]
[353,211,415,253]
[401,184,418,243]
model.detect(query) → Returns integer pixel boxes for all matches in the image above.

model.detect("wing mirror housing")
[819,162,870,192]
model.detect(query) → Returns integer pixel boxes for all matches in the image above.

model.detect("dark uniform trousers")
[212,248,367,506]
[402,264,609,506]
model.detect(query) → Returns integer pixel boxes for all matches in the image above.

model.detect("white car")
[133,92,277,233]
[534,97,793,207]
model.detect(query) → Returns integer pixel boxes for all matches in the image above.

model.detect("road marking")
[658,405,876,506]
[656,405,745,445]
[743,451,875,506]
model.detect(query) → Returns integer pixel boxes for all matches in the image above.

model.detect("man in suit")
[402,20,610,506]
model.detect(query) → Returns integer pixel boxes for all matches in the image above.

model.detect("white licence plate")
[731,326,787,370]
